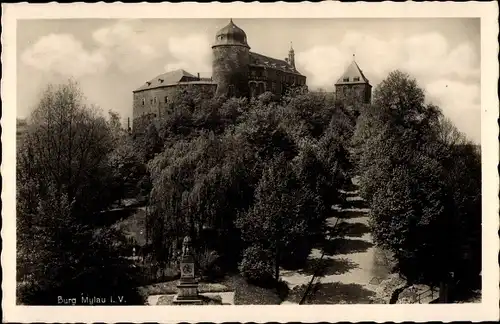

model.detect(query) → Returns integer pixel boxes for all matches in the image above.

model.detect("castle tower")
[335,55,372,106]
[212,19,250,98]
[288,42,295,68]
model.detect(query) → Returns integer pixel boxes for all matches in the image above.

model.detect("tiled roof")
[134,69,198,92]
[249,52,303,75]
[335,61,370,85]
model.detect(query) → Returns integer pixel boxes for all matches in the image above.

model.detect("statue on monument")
[182,235,192,257]
[173,235,202,305]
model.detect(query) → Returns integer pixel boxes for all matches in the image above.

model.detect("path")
[280,182,392,304]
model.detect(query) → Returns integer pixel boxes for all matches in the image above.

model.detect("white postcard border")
[2,2,499,322]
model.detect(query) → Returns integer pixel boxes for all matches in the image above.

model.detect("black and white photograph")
[2,2,499,323]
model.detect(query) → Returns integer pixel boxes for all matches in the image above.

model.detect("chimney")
[197,73,200,79]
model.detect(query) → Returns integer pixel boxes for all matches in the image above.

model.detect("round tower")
[212,19,250,98]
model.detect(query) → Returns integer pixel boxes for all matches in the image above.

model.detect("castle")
[132,19,371,131]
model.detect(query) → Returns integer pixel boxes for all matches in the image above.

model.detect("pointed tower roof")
[335,58,370,86]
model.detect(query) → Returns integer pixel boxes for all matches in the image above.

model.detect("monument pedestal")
[173,280,202,305]
[172,236,202,305]
[172,297,203,305]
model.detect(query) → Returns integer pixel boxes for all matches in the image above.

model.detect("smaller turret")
[334,54,372,106]
[288,42,295,68]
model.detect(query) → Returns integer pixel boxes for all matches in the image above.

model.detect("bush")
[239,245,275,285]
[197,248,225,282]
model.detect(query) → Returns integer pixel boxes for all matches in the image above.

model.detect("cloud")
[164,34,212,76]
[21,33,107,77]
[22,19,213,78]
[92,19,164,73]
[297,31,479,89]
[297,31,481,142]
[426,79,481,142]
[21,19,162,77]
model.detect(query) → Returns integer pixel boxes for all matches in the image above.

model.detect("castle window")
[154,97,157,104]
[249,82,257,98]
[353,77,360,82]
[164,96,168,103]
[343,77,349,82]
[257,83,265,96]
[271,82,277,92]
[142,98,145,105]
[150,99,153,104]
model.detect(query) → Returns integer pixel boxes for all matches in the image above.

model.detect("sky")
[17,18,481,143]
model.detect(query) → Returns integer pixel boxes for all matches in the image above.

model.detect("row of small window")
[250,70,305,85]
[217,35,247,42]
[343,77,360,82]
[142,96,169,105]
[251,79,307,90]
[281,74,305,85]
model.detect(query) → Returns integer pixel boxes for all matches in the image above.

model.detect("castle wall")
[212,45,250,98]
[335,83,372,106]
[133,87,178,120]
[132,83,216,134]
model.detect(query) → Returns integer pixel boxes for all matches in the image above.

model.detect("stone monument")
[173,236,202,305]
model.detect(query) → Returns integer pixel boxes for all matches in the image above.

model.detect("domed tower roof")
[213,19,250,48]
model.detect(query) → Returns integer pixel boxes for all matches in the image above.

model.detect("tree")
[18,82,120,221]
[355,70,481,289]
[428,117,482,284]
[17,80,143,304]
[354,71,442,203]
[145,89,355,282]
[237,155,321,282]
[108,110,126,144]
[108,135,149,202]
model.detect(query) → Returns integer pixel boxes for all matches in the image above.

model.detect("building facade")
[211,19,306,99]
[132,20,372,133]
[132,69,217,121]
[132,19,306,133]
